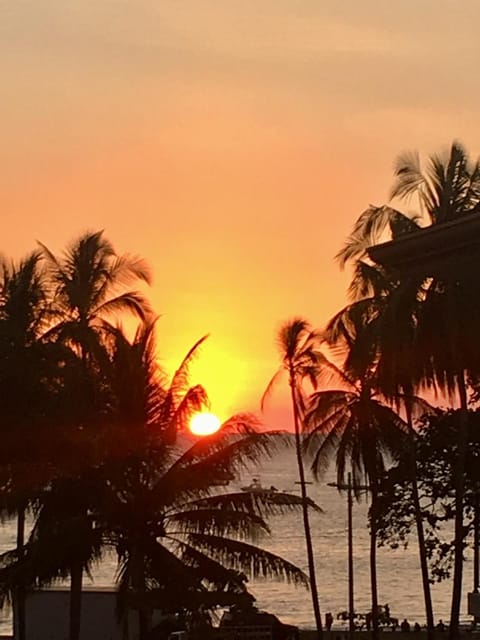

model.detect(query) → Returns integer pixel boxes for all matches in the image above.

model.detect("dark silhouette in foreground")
[220,603,299,640]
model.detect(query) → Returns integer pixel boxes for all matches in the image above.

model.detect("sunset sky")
[2,1,480,426]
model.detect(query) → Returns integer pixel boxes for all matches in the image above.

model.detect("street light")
[328,473,370,640]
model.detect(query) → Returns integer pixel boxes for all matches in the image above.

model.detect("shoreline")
[299,633,480,640]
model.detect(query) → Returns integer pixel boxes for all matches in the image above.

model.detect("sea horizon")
[0,446,474,633]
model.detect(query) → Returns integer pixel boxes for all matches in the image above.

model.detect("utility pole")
[328,475,370,640]
[347,473,354,640]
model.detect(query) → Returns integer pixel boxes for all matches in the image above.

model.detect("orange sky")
[2,1,480,427]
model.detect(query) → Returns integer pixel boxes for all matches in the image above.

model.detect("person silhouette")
[325,612,333,631]
[400,619,411,632]
[366,612,372,631]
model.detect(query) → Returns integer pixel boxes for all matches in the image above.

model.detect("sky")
[2,1,480,427]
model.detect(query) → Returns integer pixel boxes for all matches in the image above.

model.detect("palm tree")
[98,324,314,639]
[325,262,437,639]
[0,251,57,640]
[372,303,436,640]
[0,316,316,640]
[304,361,409,640]
[41,230,152,368]
[39,231,152,640]
[337,142,480,638]
[103,321,208,637]
[262,318,324,640]
[101,427,312,639]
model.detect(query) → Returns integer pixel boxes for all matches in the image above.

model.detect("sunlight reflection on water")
[0,447,472,632]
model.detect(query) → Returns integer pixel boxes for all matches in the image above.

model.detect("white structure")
[18,588,143,640]
[468,592,480,618]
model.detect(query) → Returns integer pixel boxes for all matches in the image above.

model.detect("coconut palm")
[81,324,312,638]
[41,230,152,347]
[305,303,412,639]
[100,427,312,639]
[0,251,61,640]
[305,360,409,640]
[38,231,152,640]
[262,318,324,640]
[337,142,480,638]
[325,262,437,638]
[92,322,312,638]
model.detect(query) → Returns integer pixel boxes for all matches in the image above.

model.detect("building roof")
[366,212,480,275]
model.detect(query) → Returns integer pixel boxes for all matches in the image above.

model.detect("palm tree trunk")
[132,543,149,640]
[69,560,83,640]
[370,486,379,640]
[16,504,26,640]
[406,404,434,640]
[449,372,469,640]
[289,376,323,640]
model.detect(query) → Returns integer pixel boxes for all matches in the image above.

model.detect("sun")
[189,412,221,437]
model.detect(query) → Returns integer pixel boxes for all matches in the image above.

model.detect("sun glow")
[189,412,221,437]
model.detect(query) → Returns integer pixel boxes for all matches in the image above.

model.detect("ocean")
[0,447,472,633]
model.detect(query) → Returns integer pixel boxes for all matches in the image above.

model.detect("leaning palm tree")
[39,231,152,640]
[101,425,312,639]
[337,142,480,638]
[304,360,409,640]
[99,324,314,639]
[262,318,324,640]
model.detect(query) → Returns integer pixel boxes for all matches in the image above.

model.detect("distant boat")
[241,478,278,493]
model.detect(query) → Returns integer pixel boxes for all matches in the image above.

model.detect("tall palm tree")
[372,305,436,640]
[39,231,152,640]
[304,361,409,640]
[103,321,208,637]
[262,318,324,640]
[325,262,436,639]
[98,324,314,639]
[337,142,480,638]
[0,252,57,640]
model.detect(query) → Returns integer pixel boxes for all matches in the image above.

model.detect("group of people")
[399,618,447,632]
[399,619,421,632]
[329,606,448,634]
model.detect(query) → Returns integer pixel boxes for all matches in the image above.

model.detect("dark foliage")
[376,409,480,582]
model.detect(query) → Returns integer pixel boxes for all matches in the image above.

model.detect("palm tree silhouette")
[325,260,436,638]
[101,426,311,639]
[81,324,312,639]
[337,142,480,638]
[304,344,409,640]
[0,251,58,640]
[39,230,152,640]
[263,318,324,640]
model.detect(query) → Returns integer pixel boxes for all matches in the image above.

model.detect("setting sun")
[189,412,221,437]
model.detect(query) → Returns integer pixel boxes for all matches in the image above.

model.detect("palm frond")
[185,533,309,587]
[337,205,406,266]
[158,336,209,433]
[94,292,152,322]
[261,368,284,411]
[391,151,424,202]
[107,254,152,287]
[173,540,251,594]
[167,507,269,541]
[159,432,285,507]
[188,490,322,518]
